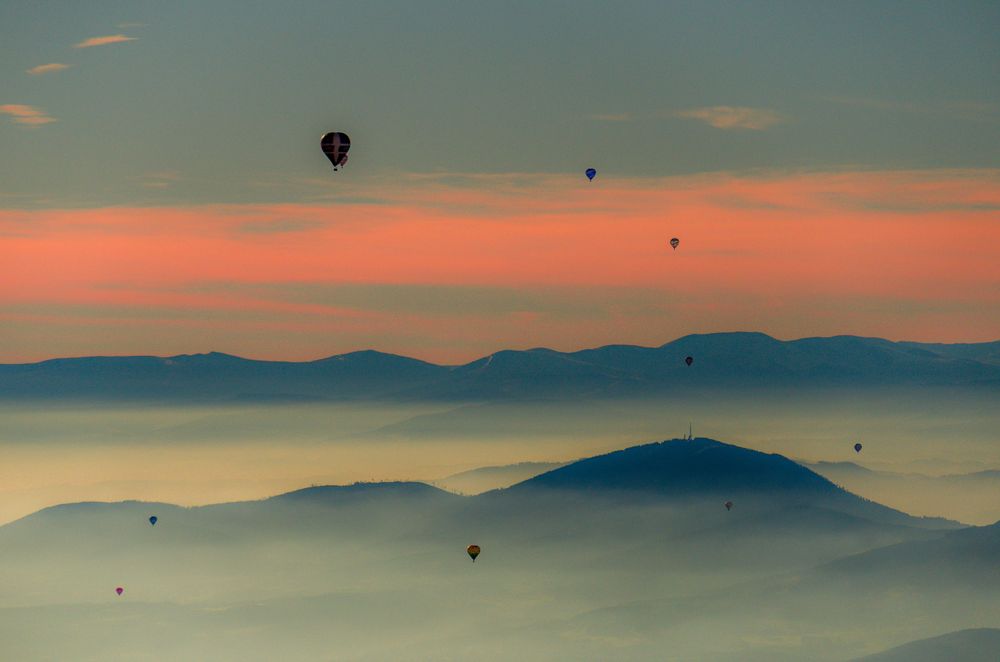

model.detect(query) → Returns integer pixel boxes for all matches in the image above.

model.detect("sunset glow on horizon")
[4,169,998,363]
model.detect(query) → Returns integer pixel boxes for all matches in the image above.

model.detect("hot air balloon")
[854,443,863,454]
[685,356,693,366]
[670,237,680,251]
[321,132,351,171]
[148,516,157,526]
[725,501,733,511]
[585,168,596,181]
[467,544,481,562]
[115,587,124,596]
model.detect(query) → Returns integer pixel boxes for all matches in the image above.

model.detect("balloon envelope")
[320,132,351,170]
[685,356,694,366]
[670,237,680,250]
[854,443,863,453]
[148,516,157,526]
[467,544,481,562]
[725,501,733,511]
[115,587,123,596]
[585,168,596,181]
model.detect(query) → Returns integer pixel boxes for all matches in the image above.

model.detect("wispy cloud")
[589,113,634,122]
[138,171,181,189]
[74,34,136,49]
[826,96,999,122]
[675,106,785,130]
[0,104,56,126]
[26,63,70,76]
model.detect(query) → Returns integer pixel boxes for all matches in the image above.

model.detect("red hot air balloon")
[467,544,481,562]
[115,587,124,596]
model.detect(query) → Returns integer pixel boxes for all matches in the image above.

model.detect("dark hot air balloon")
[148,516,157,526]
[467,544,481,562]
[321,132,351,171]
[685,356,693,366]
[585,168,596,181]
[725,501,733,511]
[115,587,124,596]
[670,237,680,251]
[854,443,863,453]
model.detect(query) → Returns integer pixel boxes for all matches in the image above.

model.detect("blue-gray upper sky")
[2,0,998,207]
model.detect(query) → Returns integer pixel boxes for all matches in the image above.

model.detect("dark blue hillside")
[503,438,958,530]
[2,333,998,402]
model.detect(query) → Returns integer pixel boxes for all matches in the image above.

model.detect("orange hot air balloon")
[467,544,481,562]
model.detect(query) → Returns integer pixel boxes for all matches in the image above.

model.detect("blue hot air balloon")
[149,516,157,526]
[585,168,596,181]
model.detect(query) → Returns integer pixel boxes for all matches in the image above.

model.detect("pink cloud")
[74,34,136,48]
[675,106,785,130]
[0,104,56,126]
[26,63,70,75]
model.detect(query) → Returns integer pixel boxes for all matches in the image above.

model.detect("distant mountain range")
[432,461,567,494]
[806,461,1000,526]
[3,332,999,402]
[853,628,1000,661]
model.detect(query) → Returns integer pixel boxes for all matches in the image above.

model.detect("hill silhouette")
[2,332,999,402]
[501,438,957,530]
[853,628,1000,661]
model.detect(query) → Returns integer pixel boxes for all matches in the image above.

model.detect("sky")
[2,0,999,363]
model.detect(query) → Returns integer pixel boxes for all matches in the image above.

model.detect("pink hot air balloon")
[115,587,124,596]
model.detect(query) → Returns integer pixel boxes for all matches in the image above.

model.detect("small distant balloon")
[115,587,124,596]
[467,544,481,562]
[320,132,351,171]
[670,237,680,251]
[725,501,733,511]
[148,516,157,526]
[685,356,694,366]
[854,443,863,454]
[585,168,596,181]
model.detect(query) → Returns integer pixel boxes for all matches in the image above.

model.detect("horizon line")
[4,330,998,367]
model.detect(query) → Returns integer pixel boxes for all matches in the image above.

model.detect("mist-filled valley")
[3,334,1000,660]
[2,438,999,661]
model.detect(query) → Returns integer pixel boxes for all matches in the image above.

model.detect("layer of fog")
[1,478,997,661]
[2,387,999,526]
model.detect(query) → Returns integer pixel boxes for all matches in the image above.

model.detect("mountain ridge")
[3,332,999,402]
